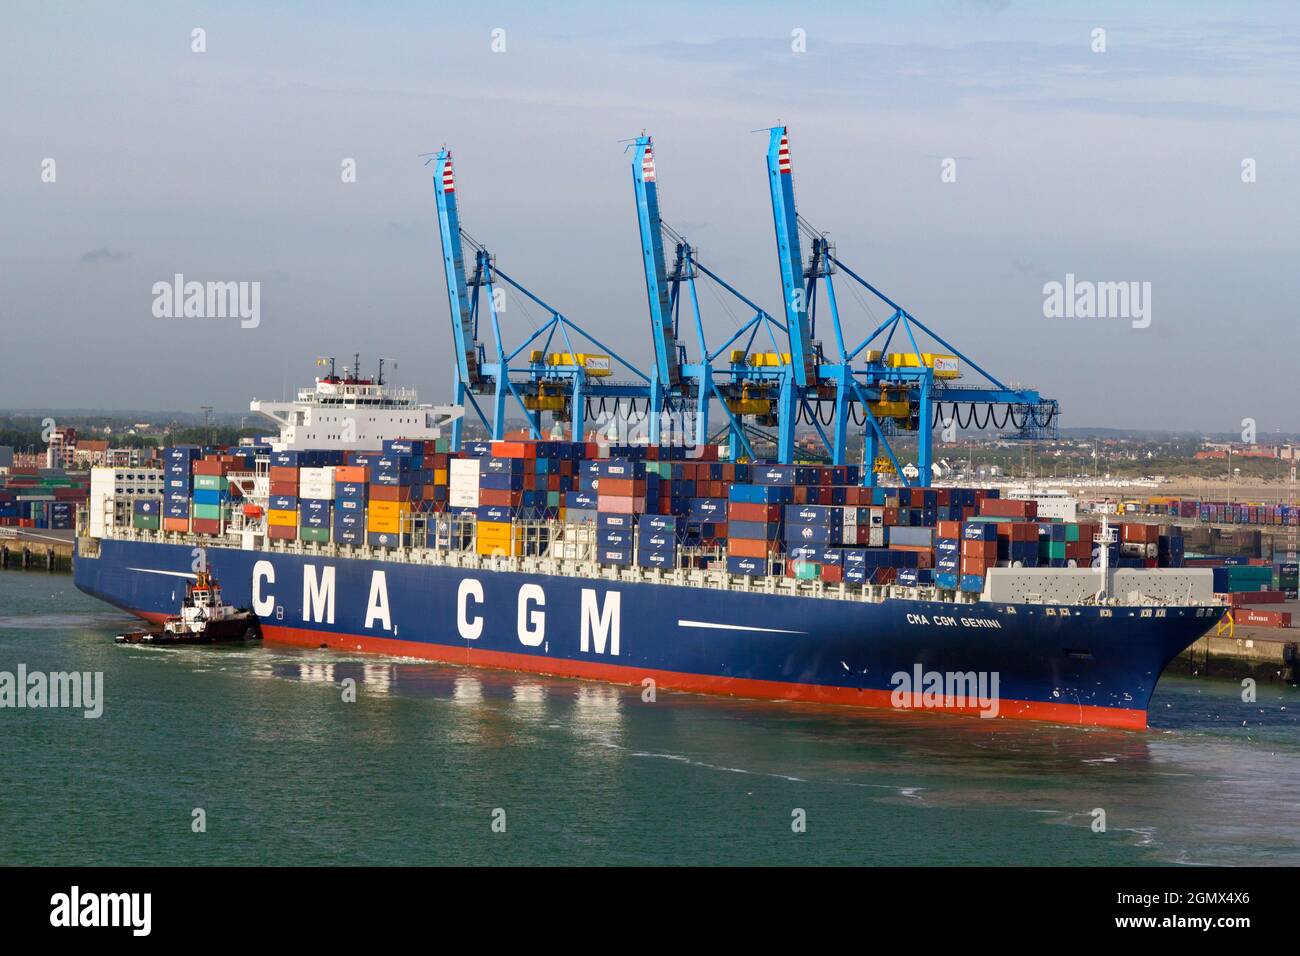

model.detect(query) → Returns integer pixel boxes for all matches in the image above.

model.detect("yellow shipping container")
[368,500,410,520]
[434,468,448,485]
[267,509,298,527]
[367,516,402,534]
[476,537,518,556]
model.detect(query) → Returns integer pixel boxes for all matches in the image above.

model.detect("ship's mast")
[1094,512,1117,602]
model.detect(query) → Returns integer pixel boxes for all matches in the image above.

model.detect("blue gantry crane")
[428,148,653,449]
[762,126,1059,485]
[427,137,1056,482]
[627,133,810,462]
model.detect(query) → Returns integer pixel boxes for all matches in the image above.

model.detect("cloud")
[79,248,131,264]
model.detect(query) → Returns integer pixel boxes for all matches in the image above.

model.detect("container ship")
[72,366,1227,730]
[73,132,1233,729]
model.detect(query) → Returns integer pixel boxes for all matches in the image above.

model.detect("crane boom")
[766,127,816,389]
[431,149,481,390]
[631,136,682,388]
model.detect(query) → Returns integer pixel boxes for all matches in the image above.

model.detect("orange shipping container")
[335,465,367,482]
[490,441,537,459]
[268,466,299,483]
[962,539,998,559]
[370,484,414,502]
[599,478,645,497]
[728,537,781,558]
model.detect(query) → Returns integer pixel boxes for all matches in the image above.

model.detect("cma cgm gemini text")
[72,370,1228,730]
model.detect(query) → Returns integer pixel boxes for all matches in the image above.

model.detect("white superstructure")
[250,361,462,452]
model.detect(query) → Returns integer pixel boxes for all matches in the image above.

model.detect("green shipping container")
[132,514,161,530]
[193,475,229,492]
[792,561,820,581]
[193,503,223,521]
[299,527,331,543]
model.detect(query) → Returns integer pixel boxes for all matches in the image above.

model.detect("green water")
[2,572,1298,866]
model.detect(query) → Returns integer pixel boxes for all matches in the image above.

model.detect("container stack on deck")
[119,438,1208,599]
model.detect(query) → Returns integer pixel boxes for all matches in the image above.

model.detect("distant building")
[0,446,13,471]
[104,447,149,467]
[45,427,77,469]
[72,439,110,468]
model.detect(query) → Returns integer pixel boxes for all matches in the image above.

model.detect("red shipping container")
[1236,608,1292,628]
[267,524,296,541]
[269,466,299,484]
[728,502,783,522]
[998,522,1038,543]
[980,498,1037,519]
[370,484,415,502]
[193,460,229,476]
[937,520,962,539]
[821,564,844,584]
[479,488,523,507]
[961,556,993,575]
[962,539,998,559]
[1226,591,1287,606]
[192,518,222,535]
[269,480,298,497]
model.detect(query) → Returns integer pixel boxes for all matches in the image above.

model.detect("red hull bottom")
[134,611,1148,729]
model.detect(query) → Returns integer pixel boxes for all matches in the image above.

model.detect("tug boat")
[115,571,262,645]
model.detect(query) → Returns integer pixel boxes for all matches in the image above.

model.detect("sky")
[2,1,1298,432]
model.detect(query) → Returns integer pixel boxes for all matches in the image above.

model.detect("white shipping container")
[449,487,479,508]
[299,466,336,483]
[450,458,481,479]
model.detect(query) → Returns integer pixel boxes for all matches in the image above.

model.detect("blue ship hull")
[74,537,1225,728]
